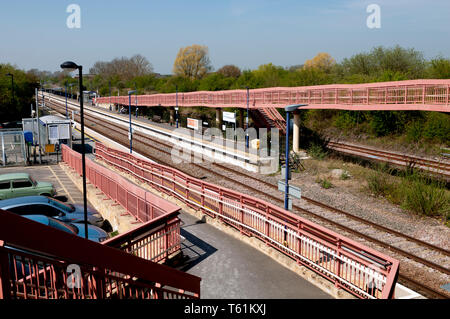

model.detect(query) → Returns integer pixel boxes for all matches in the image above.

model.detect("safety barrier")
[0,209,200,299]
[95,79,450,112]
[102,212,181,264]
[95,143,400,299]
[61,144,180,223]
[61,144,182,264]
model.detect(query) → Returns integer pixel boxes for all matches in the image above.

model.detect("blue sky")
[0,0,449,74]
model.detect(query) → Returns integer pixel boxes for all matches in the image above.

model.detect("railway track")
[43,95,450,299]
[327,141,450,179]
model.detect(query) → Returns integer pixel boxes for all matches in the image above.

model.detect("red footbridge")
[95,79,450,135]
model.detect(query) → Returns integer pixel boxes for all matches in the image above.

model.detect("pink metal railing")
[61,144,180,223]
[102,213,182,264]
[0,209,201,299]
[95,143,400,299]
[95,80,450,112]
[61,145,182,264]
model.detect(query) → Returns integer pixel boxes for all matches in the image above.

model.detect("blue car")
[9,215,108,281]
[0,196,105,229]
[23,215,109,243]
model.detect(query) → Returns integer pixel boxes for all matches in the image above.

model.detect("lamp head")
[60,61,79,72]
[128,90,137,95]
[285,104,308,113]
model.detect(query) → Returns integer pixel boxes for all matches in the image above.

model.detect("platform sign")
[223,111,236,124]
[187,118,201,130]
[277,180,301,199]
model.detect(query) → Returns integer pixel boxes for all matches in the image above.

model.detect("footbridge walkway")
[94,79,450,136]
[96,79,450,112]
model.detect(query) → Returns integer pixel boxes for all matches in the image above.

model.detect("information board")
[223,111,236,123]
[187,118,201,130]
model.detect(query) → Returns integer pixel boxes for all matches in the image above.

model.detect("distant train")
[46,88,97,105]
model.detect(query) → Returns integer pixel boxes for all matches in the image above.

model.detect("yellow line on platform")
[74,128,98,142]
[48,166,75,203]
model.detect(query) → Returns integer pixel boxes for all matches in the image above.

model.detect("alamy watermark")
[366,4,381,29]
[66,264,82,289]
[170,127,279,165]
[66,4,81,29]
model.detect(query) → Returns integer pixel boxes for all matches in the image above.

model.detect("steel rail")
[327,141,450,178]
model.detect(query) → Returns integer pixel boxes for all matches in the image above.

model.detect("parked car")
[23,215,109,243]
[1,121,23,130]
[0,196,106,229]
[0,173,56,200]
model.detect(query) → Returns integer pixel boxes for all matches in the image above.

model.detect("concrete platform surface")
[178,211,332,299]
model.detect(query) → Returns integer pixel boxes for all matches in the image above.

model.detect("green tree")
[427,56,450,79]
[0,64,39,122]
[173,45,212,80]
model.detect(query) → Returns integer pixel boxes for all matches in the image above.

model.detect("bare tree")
[89,55,153,81]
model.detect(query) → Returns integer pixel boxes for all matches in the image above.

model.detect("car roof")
[0,173,30,182]
[0,196,49,207]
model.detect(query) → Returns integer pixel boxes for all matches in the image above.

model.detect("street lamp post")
[134,83,138,118]
[41,81,46,108]
[246,86,249,149]
[109,80,112,111]
[65,82,68,119]
[175,85,179,128]
[128,90,137,154]
[6,73,14,104]
[283,104,307,211]
[60,61,89,240]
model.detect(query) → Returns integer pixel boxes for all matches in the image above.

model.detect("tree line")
[1,44,448,143]
[64,44,450,96]
[71,44,448,142]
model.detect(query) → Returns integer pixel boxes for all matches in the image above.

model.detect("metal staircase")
[250,107,286,135]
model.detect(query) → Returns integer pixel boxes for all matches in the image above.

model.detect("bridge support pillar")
[216,108,223,128]
[169,107,175,125]
[293,111,301,153]
[239,108,244,128]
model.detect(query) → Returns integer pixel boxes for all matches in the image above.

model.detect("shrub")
[308,143,328,160]
[366,170,392,197]
[422,113,450,144]
[340,171,351,180]
[400,174,449,218]
[405,121,423,143]
[317,177,333,189]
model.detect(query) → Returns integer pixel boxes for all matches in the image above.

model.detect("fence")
[95,79,450,112]
[95,143,400,299]
[0,130,26,166]
[61,144,182,264]
[0,209,200,299]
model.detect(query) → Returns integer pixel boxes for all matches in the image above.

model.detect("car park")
[0,173,56,200]
[0,195,106,229]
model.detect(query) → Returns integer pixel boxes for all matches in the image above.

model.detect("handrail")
[0,209,201,299]
[61,144,180,223]
[95,143,400,299]
[103,211,181,263]
[95,79,450,112]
